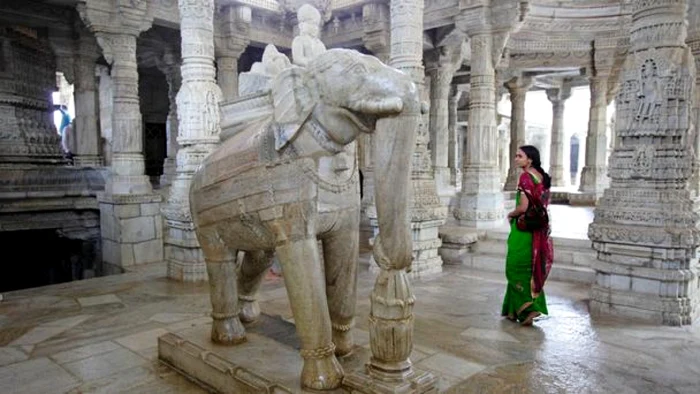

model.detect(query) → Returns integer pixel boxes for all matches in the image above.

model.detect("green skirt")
[501,220,548,321]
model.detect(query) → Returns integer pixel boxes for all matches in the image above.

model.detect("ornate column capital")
[214,4,251,59]
[546,81,572,105]
[456,0,529,67]
[76,0,154,64]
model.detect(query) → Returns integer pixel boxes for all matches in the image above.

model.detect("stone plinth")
[437,226,480,265]
[158,317,370,393]
[99,193,163,270]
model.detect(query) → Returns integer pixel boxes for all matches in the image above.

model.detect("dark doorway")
[0,229,101,293]
[144,122,166,184]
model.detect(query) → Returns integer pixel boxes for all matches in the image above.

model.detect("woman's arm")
[507,191,529,218]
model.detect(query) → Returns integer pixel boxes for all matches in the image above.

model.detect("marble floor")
[1,253,699,393]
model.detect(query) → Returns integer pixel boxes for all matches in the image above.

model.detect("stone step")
[459,253,596,285]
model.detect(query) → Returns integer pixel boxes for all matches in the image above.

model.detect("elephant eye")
[347,64,368,75]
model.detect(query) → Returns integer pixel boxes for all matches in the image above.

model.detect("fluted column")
[164,0,223,281]
[72,32,102,167]
[448,86,462,187]
[546,83,571,188]
[578,76,610,197]
[503,76,531,190]
[157,50,181,187]
[427,43,463,197]
[589,0,699,325]
[215,5,250,102]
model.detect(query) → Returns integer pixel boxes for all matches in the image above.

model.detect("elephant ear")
[270,65,317,151]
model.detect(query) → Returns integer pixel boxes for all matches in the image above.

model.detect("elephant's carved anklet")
[238,295,256,302]
[300,343,335,359]
[211,312,238,320]
[332,322,353,332]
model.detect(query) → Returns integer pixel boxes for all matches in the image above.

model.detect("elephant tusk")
[349,97,404,115]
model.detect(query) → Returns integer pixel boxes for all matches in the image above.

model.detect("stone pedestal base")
[158,317,371,393]
[455,167,505,229]
[343,368,438,394]
[73,155,103,167]
[99,193,163,269]
[588,244,700,326]
[437,226,480,265]
[165,220,207,282]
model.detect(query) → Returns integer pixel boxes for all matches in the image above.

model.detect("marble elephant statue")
[189,48,420,390]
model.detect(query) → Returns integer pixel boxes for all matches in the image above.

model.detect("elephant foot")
[239,297,261,324]
[332,325,354,357]
[300,345,344,390]
[210,314,246,345]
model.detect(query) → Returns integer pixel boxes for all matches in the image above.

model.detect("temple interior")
[1,0,699,393]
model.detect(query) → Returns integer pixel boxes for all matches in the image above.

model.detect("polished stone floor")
[1,247,699,393]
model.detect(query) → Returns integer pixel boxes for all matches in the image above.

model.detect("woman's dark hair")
[519,145,552,189]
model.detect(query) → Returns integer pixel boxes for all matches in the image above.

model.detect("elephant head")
[270,49,420,270]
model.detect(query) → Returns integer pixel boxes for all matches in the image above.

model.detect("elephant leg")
[321,209,360,357]
[237,250,275,323]
[197,226,246,345]
[276,238,343,391]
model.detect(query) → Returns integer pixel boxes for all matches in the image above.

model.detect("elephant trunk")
[371,92,420,271]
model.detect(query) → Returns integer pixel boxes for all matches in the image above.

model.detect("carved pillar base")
[73,155,103,167]
[455,167,505,229]
[588,239,699,325]
[164,146,217,282]
[99,193,163,270]
[164,221,207,282]
[343,368,438,394]
[343,269,438,394]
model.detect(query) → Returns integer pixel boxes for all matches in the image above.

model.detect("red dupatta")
[518,172,554,297]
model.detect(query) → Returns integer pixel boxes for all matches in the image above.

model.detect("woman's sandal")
[520,311,541,326]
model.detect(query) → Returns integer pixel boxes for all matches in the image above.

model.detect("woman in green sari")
[502,145,554,326]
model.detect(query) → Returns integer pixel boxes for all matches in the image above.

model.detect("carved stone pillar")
[686,4,700,197]
[344,0,439,392]
[453,1,527,228]
[164,0,223,281]
[448,85,462,188]
[578,75,610,199]
[427,43,463,198]
[157,49,181,187]
[588,0,699,325]
[72,32,102,167]
[546,83,572,188]
[503,76,531,190]
[454,32,503,227]
[215,5,250,102]
[78,0,162,270]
